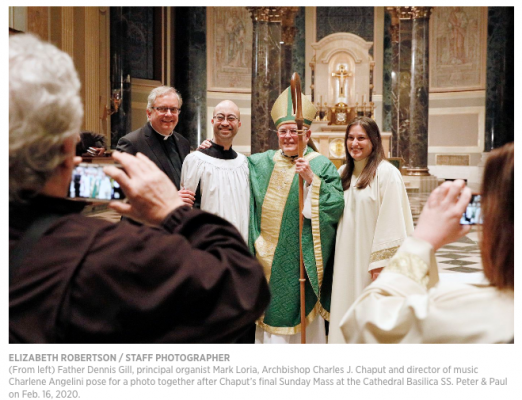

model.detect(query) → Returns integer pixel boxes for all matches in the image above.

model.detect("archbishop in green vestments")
[248,87,344,342]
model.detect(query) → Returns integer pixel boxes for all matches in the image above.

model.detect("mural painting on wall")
[207,7,252,93]
[430,7,487,92]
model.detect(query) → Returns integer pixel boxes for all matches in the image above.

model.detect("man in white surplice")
[181,100,249,242]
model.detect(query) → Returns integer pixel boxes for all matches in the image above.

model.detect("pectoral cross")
[331,65,351,97]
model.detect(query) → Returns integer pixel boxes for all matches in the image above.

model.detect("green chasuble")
[248,147,344,335]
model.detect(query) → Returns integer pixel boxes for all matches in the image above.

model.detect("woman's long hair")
[481,142,514,290]
[340,116,386,190]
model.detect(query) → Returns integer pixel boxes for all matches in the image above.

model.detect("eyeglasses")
[277,128,306,137]
[214,114,239,123]
[152,107,180,115]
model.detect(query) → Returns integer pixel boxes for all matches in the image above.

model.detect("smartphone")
[68,163,125,201]
[460,194,482,225]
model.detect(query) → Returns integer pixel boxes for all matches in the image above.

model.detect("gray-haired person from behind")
[9,33,269,343]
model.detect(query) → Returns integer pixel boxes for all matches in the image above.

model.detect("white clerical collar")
[150,123,173,140]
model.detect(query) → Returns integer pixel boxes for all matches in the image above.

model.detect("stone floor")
[86,190,486,285]
[407,192,486,285]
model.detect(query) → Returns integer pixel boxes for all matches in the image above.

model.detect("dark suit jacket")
[116,123,190,189]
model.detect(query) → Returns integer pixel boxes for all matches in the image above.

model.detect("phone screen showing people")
[460,194,482,225]
[69,163,126,201]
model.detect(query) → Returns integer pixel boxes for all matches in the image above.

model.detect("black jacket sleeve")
[115,136,137,155]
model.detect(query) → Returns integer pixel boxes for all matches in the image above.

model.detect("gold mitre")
[271,87,317,129]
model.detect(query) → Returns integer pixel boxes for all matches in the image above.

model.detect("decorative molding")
[436,154,470,166]
[312,33,373,65]
[428,106,485,153]
[429,91,486,100]
[318,48,366,64]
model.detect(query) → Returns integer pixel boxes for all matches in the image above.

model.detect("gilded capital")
[247,7,283,22]
[397,6,414,20]
[411,7,433,20]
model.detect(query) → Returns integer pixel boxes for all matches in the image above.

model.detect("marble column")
[174,7,207,149]
[387,7,437,192]
[485,7,514,151]
[387,7,400,157]
[248,7,283,154]
[109,7,132,149]
[387,7,413,163]
[406,7,432,176]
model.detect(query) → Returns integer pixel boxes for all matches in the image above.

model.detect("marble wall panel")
[292,7,306,91]
[125,7,154,80]
[316,7,374,55]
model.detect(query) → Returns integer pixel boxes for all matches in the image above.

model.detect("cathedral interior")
[9,6,514,285]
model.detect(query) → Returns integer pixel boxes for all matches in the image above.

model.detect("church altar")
[306,32,391,166]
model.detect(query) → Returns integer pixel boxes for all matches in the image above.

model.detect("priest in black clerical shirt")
[116,85,195,207]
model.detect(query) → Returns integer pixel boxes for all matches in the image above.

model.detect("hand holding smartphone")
[68,163,126,202]
[460,194,482,225]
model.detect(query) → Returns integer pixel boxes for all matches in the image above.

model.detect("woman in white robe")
[329,117,414,343]
[340,143,514,343]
